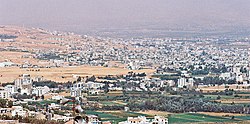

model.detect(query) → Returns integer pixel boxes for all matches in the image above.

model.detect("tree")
[77,77,81,82]
[0,99,7,107]
[7,100,13,107]
[217,95,221,100]
[103,83,109,93]
[17,88,21,93]
[41,95,45,100]
[87,75,96,82]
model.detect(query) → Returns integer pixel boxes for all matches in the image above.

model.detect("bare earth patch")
[137,110,171,116]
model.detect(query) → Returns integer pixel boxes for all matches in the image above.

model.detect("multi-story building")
[4,85,15,96]
[177,77,186,88]
[0,89,9,99]
[14,74,33,95]
[32,86,50,96]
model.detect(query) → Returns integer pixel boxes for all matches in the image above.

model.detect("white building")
[86,115,101,124]
[0,89,9,99]
[4,85,15,96]
[86,82,105,89]
[236,74,244,82]
[70,81,105,97]
[52,95,64,100]
[118,116,168,124]
[248,70,250,80]
[11,106,27,117]
[167,80,175,87]
[220,72,231,80]
[177,77,194,88]
[152,116,168,124]
[70,82,85,97]
[49,103,61,109]
[187,78,194,88]
[14,74,33,95]
[0,62,14,67]
[32,86,50,96]
[177,77,186,88]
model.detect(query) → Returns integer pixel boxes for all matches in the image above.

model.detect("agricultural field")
[168,113,237,124]
[85,110,250,124]
[99,100,126,106]
[215,99,250,104]
[199,85,250,93]
[137,110,171,116]
[86,110,150,123]
[0,66,155,83]
[198,112,247,117]
[204,95,235,100]
[204,94,250,105]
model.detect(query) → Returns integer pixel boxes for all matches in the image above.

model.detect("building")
[11,106,27,117]
[0,89,9,99]
[0,62,14,67]
[118,116,168,124]
[32,86,50,96]
[70,81,105,97]
[220,72,231,80]
[167,80,175,87]
[177,77,186,88]
[4,85,15,96]
[236,74,244,82]
[0,108,11,115]
[152,116,168,124]
[187,78,194,88]
[70,82,85,97]
[0,120,19,124]
[14,74,33,95]
[86,115,101,124]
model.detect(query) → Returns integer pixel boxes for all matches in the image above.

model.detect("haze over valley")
[1,0,250,38]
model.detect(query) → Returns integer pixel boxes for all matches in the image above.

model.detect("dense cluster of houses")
[0,74,50,99]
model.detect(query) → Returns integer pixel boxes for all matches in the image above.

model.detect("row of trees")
[127,96,246,113]
[0,34,17,39]
[195,77,236,85]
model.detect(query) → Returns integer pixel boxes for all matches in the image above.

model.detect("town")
[0,26,250,123]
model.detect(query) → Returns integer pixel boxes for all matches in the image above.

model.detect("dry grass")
[0,66,155,83]
[0,51,37,64]
[137,110,171,116]
[112,100,127,105]
[0,26,79,51]
[59,91,71,97]
[198,112,246,117]
[215,99,250,104]
[198,85,250,92]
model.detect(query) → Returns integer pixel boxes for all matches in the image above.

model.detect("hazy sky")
[1,0,250,36]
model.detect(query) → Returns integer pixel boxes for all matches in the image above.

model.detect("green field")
[169,113,238,124]
[85,110,250,124]
[204,95,235,100]
[235,116,250,120]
